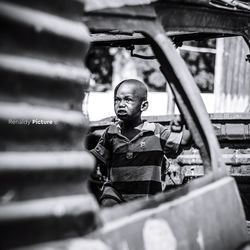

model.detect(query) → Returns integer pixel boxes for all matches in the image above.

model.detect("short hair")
[114,79,148,101]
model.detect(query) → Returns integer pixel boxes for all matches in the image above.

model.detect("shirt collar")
[141,121,156,132]
[107,120,155,134]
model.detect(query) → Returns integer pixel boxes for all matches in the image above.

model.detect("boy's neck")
[120,118,143,140]
[122,118,143,129]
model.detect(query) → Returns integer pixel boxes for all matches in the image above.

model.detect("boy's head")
[114,79,148,122]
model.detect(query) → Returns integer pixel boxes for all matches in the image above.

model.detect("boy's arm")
[181,126,192,146]
[89,128,111,178]
[170,117,192,147]
[90,129,110,165]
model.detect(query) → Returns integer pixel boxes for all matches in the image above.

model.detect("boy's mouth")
[117,110,127,115]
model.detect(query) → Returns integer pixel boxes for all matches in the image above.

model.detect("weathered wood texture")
[0,1,99,249]
[215,36,250,112]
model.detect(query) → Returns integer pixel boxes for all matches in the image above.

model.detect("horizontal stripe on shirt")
[112,133,165,153]
[113,180,162,195]
[111,165,161,182]
[111,151,163,168]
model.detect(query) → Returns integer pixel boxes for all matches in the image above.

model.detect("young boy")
[90,79,191,205]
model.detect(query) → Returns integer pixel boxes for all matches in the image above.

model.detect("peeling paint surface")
[196,229,205,250]
[143,218,177,250]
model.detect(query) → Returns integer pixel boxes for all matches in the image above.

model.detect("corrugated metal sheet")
[0,1,97,249]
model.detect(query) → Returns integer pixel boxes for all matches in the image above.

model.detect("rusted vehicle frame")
[86,1,250,222]
[154,1,250,47]
[88,1,250,48]
[82,2,250,249]
[84,5,225,175]
[1,1,249,249]
[85,1,250,163]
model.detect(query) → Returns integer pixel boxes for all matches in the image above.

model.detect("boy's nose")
[119,99,126,107]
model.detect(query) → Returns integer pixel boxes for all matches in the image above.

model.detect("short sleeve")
[90,128,111,165]
[159,124,183,156]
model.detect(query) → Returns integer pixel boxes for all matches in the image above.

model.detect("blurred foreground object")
[0,0,98,249]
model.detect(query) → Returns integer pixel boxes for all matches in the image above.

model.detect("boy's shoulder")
[106,120,121,135]
[104,120,168,135]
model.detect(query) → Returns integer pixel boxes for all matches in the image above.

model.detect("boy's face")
[114,83,145,122]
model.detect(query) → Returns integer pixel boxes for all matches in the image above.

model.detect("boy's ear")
[141,101,148,112]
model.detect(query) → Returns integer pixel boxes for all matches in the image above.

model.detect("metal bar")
[179,45,217,53]
[90,33,148,46]
[143,27,223,173]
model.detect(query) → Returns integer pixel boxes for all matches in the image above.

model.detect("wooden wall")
[214,36,250,112]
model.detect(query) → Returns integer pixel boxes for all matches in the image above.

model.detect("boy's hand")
[170,116,184,133]
[170,116,192,146]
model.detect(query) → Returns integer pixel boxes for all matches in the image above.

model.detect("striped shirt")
[91,121,183,201]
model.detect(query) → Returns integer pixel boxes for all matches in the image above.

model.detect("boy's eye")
[114,97,134,103]
[124,97,133,102]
